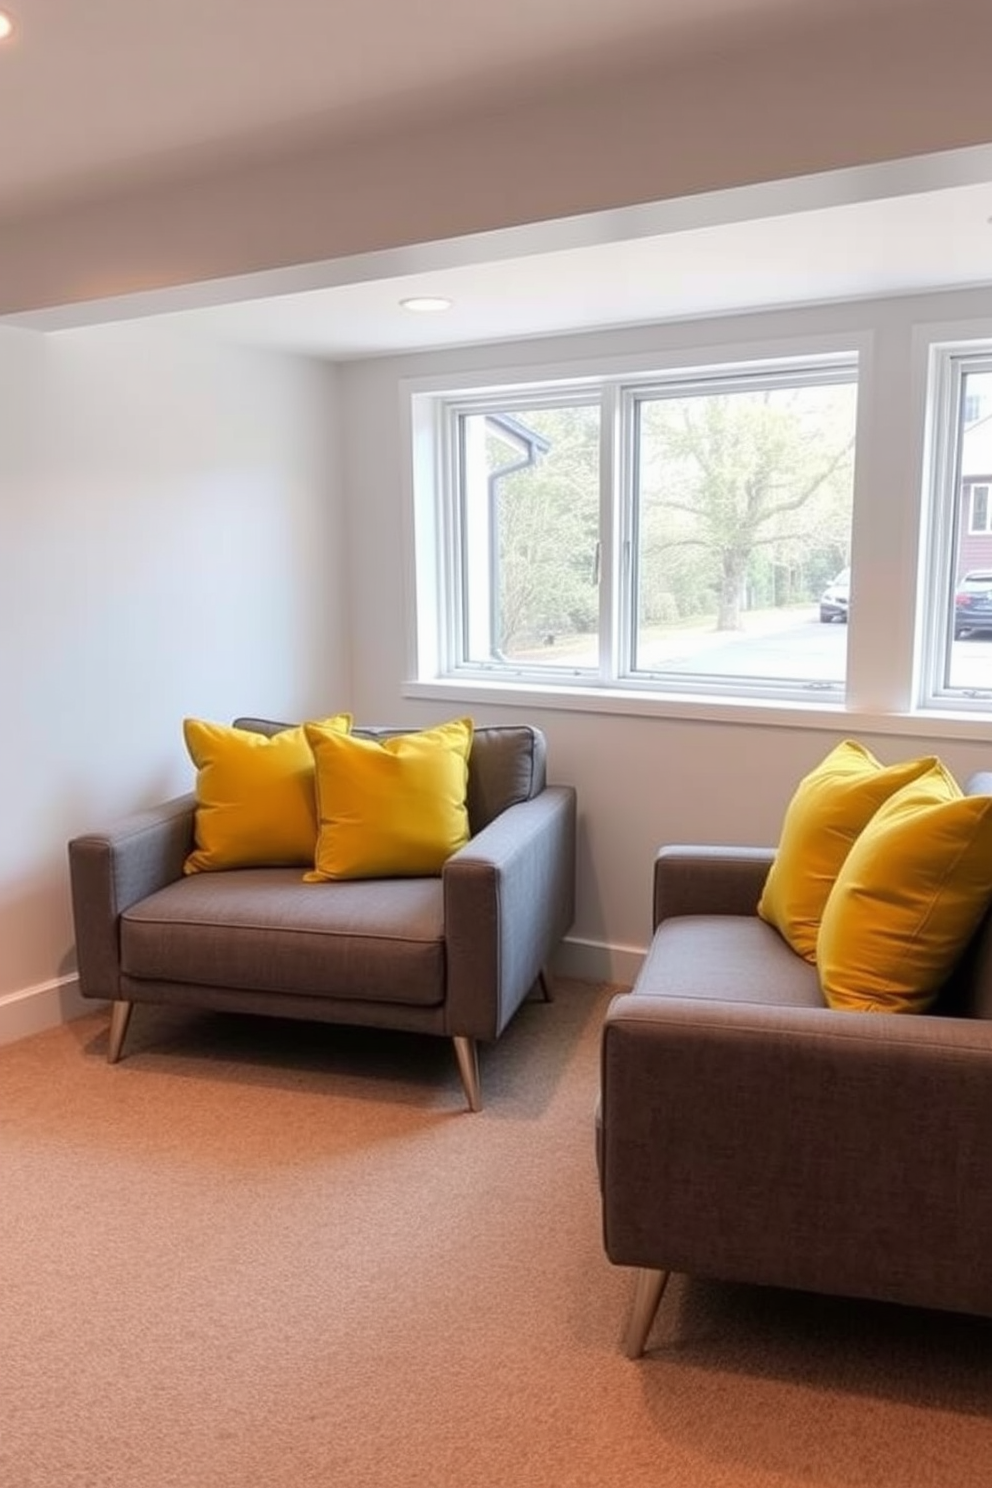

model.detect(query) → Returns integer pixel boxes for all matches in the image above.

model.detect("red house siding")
[957,478,992,579]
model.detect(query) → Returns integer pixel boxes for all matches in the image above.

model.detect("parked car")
[819,567,850,623]
[954,570,992,637]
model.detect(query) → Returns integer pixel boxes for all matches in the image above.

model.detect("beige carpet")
[3,979,992,1488]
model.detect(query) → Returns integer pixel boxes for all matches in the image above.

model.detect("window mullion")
[598,383,621,683]
[614,386,640,680]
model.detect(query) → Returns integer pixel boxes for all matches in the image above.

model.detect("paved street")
[639,610,847,682]
[513,607,992,690]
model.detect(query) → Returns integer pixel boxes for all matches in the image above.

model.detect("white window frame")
[439,385,605,682]
[616,361,857,699]
[397,303,992,738]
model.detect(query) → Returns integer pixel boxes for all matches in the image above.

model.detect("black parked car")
[954,571,992,637]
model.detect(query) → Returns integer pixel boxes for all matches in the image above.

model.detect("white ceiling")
[4,0,992,358]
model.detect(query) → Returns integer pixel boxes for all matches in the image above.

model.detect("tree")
[638,385,855,629]
[491,405,600,650]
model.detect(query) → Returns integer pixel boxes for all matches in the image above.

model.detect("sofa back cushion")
[231,719,547,835]
[461,725,547,831]
[930,770,992,1019]
[933,911,992,1018]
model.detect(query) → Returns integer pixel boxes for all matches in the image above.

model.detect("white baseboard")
[553,937,645,989]
[0,975,95,1049]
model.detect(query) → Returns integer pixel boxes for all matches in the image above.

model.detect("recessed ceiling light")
[400,296,453,313]
[0,11,14,41]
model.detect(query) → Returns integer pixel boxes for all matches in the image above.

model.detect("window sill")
[403,677,992,742]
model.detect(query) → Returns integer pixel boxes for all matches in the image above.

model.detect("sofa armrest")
[600,993,992,1315]
[653,844,775,929]
[443,784,576,1040]
[68,795,196,1000]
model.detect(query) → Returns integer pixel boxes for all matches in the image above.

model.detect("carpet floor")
[2,978,992,1487]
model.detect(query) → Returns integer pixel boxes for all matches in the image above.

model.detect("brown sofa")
[599,769,992,1355]
[68,721,576,1111]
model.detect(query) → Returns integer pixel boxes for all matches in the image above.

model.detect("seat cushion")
[635,915,825,1008]
[121,869,445,1007]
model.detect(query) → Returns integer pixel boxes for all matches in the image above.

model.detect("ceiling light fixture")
[0,11,14,41]
[400,296,453,313]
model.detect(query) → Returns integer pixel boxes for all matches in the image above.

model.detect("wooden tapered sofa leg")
[452,1035,482,1112]
[624,1268,670,1358]
[107,1000,133,1064]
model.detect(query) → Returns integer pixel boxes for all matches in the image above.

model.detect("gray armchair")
[68,721,576,1111]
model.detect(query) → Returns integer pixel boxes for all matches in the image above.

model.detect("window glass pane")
[949,369,992,690]
[459,404,600,670]
[965,392,988,425]
[630,377,857,692]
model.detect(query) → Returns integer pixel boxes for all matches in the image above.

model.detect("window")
[968,483,992,534]
[457,401,601,671]
[920,353,992,706]
[625,372,856,693]
[417,353,858,703]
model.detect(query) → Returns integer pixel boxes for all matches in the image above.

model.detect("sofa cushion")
[757,739,936,962]
[818,760,992,1014]
[463,725,547,831]
[304,717,473,880]
[121,870,445,1006]
[635,915,824,1008]
[183,714,351,874]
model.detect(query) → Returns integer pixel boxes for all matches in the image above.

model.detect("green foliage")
[481,381,856,655]
[638,384,855,629]
[493,404,600,650]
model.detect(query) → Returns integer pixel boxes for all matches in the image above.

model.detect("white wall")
[338,286,992,981]
[0,321,348,1041]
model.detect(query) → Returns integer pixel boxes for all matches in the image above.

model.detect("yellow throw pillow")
[818,760,992,1013]
[757,739,937,961]
[304,717,474,881]
[183,714,352,874]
